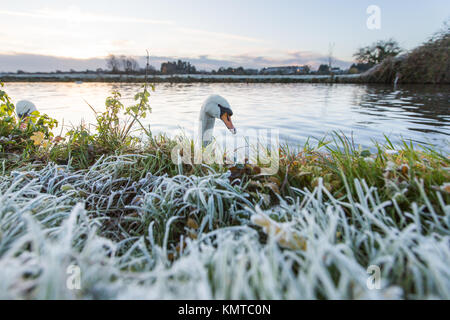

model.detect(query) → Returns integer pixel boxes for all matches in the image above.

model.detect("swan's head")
[202,95,236,134]
[218,103,236,135]
[16,100,37,118]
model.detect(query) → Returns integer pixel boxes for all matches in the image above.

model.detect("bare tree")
[120,55,128,73]
[353,39,402,65]
[120,56,139,73]
[106,54,121,73]
[130,58,139,73]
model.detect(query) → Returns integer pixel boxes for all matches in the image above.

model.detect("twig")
[83,98,98,115]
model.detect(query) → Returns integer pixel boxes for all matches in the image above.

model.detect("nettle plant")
[0,82,58,157]
[94,83,154,151]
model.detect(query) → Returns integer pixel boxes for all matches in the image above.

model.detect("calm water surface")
[4,82,450,151]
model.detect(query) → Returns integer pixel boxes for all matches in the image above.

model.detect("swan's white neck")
[198,95,230,147]
[199,114,216,147]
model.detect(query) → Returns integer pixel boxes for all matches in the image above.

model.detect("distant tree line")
[103,40,402,76]
[106,54,143,74]
[103,56,315,75]
[10,40,405,76]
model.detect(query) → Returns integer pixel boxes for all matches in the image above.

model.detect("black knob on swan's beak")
[218,104,236,134]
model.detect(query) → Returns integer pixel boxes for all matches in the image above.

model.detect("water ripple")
[4,82,450,151]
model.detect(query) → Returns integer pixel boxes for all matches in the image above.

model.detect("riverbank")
[1,132,449,299]
[1,73,363,83]
[363,27,449,84]
[0,82,449,299]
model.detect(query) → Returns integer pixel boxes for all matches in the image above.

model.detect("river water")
[4,82,450,152]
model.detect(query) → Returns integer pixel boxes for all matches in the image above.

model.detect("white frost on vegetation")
[0,157,448,299]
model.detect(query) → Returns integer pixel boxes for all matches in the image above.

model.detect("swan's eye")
[218,104,233,117]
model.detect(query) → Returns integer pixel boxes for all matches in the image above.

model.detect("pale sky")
[0,0,448,71]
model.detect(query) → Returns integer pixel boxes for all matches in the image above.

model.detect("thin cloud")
[0,8,262,48]
[0,8,174,25]
[176,27,265,44]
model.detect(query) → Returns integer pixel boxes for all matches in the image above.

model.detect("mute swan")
[199,95,236,146]
[16,100,37,118]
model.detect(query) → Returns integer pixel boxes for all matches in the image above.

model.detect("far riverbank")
[1,73,363,83]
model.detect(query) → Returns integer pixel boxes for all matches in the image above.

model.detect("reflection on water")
[4,82,450,151]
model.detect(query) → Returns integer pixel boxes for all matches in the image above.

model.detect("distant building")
[161,60,196,74]
[260,66,309,75]
[212,67,259,75]
[245,68,259,75]
[331,67,344,74]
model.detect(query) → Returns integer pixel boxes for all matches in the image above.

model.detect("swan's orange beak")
[221,113,236,134]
